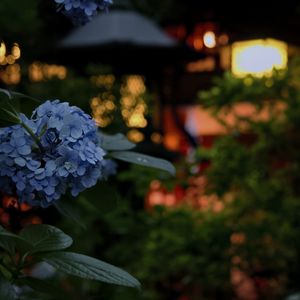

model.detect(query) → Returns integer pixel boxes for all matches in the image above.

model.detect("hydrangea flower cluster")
[0,100,115,208]
[55,0,113,25]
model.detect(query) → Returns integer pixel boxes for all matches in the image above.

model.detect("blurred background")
[1,0,300,299]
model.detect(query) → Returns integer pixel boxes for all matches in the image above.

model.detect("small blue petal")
[18,145,31,156]
[16,181,26,191]
[14,157,27,167]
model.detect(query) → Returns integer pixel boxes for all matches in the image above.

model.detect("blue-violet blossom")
[54,0,113,25]
[0,100,115,207]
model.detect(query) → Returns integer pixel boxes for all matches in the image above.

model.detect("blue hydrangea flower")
[54,0,113,25]
[0,100,115,207]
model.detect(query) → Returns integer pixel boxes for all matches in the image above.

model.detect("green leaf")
[0,226,26,244]
[110,151,176,176]
[54,201,86,230]
[20,224,73,254]
[39,252,141,288]
[0,90,22,127]
[0,88,40,128]
[0,107,21,127]
[0,226,17,254]
[0,277,16,300]
[101,133,136,151]
[0,88,39,103]
[0,237,16,255]
[0,88,12,99]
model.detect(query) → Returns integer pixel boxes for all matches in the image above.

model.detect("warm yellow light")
[91,74,115,88]
[0,42,6,60]
[203,31,216,48]
[126,76,146,95]
[105,100,115,110]
[11,43,21,59]
[232,39,287,77]
[121,96,134,107]
[121,109,130,118]
[1,64,21,85]
[29,62,43,82]
[0,42,21,67]
[6,55,15,65]
[120,75,148,128]
[28,62,67,82]
[127,129,144,143]
[151,132,162,144]
[91,74,148,129]
[128,113,147,128]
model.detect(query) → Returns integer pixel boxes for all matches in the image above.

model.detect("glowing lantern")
[203,31,216,49]
[0,42,6,63]
[232,39,287,77]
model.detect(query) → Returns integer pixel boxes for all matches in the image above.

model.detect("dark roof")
[60,10,176,49]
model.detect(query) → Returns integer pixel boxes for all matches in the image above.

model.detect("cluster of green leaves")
[57,198,233,300]
[196,58,300,297]
[128,208,232,299]
[198,58,300,121]
[0,224,140,300]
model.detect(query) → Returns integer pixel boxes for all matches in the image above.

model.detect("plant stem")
[20,122,44,153]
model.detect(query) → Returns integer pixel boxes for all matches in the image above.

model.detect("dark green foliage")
[0,224,141,300]
[197,58,300,297]
[58,198,233,300]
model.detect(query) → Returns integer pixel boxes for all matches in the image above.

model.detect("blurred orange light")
[231,233,246,244]
[151,132,162,144]
[148,191,166,206]
[20,203,32,212]
[218,33,229,45]
[2,195,18,209]
[164,133,181,151]
[164,193,176,206]
[31,216,42,224]
[0,213,10,225]
[150,180,162,190]
[177,25,187,39]
[193,37,203,51]
[186,57,216,72]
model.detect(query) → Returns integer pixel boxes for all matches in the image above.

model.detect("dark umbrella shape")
[57,10,199,72]
[61,10,176,48]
